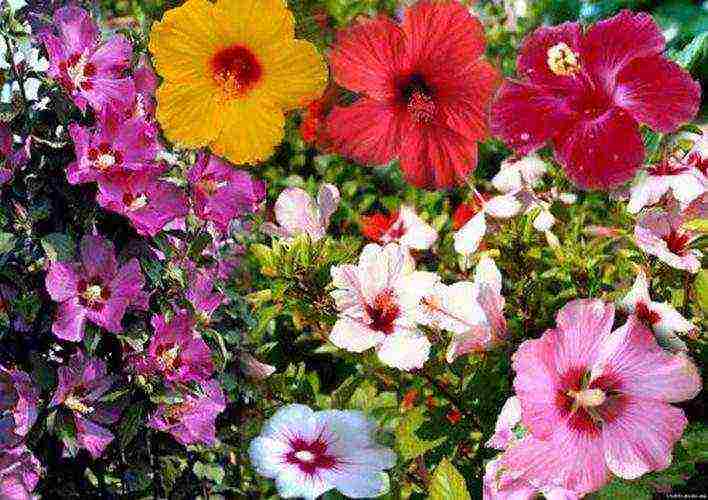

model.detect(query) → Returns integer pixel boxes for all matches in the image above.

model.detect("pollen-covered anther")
[408,91,436,123]
[547,42,581,76]
[568,388,606,408]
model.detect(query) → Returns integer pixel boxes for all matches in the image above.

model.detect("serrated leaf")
[428,458,471,500]
[396,407,446,461]
[40,233,74,262]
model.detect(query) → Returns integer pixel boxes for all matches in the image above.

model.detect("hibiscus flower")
[325,1,499,188]
[497,299,701,495]
[0,366,38,449]
[452,191,521,255]
[0,446,41,500]
[329,243,434,370]
[491,10,700,190]
[41,6,134,112]
[261,184,340,242]
[249,404,396,499]
[360,205,438,250]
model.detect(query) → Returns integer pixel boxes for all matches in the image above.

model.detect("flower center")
[294,450,315,462]
[663,229,691,255]
[60,52,96,91]
[198,177,227,196]
[366,288,400,335]
[158,345,181,370]
[635,302,661,326]
[83,284,104,303]
[647,159,690,176]
[568,388,606,408]
[87,143,123,172]
[64,395,92,414]
[547,42,580,76]
[78,279,111,309]
[407,91,436,124]
[210,45,262,100]
[122,192,149,211]
[286,435,338,475]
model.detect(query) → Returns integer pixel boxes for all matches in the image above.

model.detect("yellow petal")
[156,80,223,148]
[209,96,285,165]
[211,0,294,47]
[259,40,329,110]
[149,0,219,82]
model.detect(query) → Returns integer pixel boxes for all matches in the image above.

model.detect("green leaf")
[590,478,652,500]
[41,233,75,262]
[193,461,225,484]
[682,218,708,233]
[395,407,446,462]
[670,32,708,70]
[695,270,708,314]
[428,458,471,500]
[0,232,16,255]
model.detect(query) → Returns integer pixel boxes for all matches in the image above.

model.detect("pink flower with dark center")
[491,10,700,190]
[137,310,213,384]
[496,299,701,495]
[0,367,38,449]
[187,153,265,232]
[249,404,396,499]
[360,205,437,250]
[45,234,148,341]
[148,379,225,446]
[262,184,340,243]
[0,446,42,500]
[41,6,135,112]
[634,203,703,273]
[325,1,500,189]
[96,170,188,237]
[50,351,122,459]
[67,105,160,186]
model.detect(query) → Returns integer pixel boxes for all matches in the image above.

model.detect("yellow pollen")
[83,285,104,303]
[569,388,606,408]
[547,43,581,76]
[64,395,92,414]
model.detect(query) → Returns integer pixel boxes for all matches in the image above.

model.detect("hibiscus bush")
[0,0,706,498]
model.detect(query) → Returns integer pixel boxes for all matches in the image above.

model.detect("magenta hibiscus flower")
[496,299,701,495]
[187,153,265,232]
[0,446,41,500]
[0,367,38,449]
[41,6,134,112]
[50,351,122,459]
[137,310,213,384]
[148,379,225,446]
[96,170,188,237]
[67,105,159,186]
[184,266,225,325]
[491,10,700,190]
[325,1,500,189]
[45,234,148,341]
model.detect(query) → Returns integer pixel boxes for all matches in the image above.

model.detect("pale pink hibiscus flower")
[634,204,703,273]
[486,396,522,451]
[188,153,265,232]
[0,366,39,449]
[483,456,579,500]
[41,6,134,112]
[416,257,507,362]
[148,379,225,446]
[0,446,42,500]
[96,170,188,237]
[45,234,148,341]
[262,184,340,242]
[497,299,701,495]
[249,404,396,499]
[359,205,438,250]
[67,105,159,185]
[50,351,122,458]
[329,243,434,370]
[136,310,213,384]
[618,271,695,351]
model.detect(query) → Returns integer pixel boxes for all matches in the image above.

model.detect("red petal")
[582,10,665,87]
[614,55,701,133]
[516,21,582,88]
[554,107,644,190]
[400,126,477,189]
[402,1,486,74]
[491,80,577,155]
[325,99,402,166]
[329,17,405,100]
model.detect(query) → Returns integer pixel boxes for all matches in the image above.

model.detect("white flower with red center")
[416,257,507,362]
[329,243,435,370]
[453,191,522,255]
[618,271,695,351]
[359,205,438,250]
[249,404,395,499]
[627,154,707,214]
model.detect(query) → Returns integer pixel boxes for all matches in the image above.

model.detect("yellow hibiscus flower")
[149,0,328,165]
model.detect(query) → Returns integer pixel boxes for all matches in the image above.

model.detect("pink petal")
[45,262,80,301]
[553,299,615,372]
[54,6,99,55]
[86,297,128,333]
[602,397,686,479]
[80,235,117,280]
[554,107,644,190]
[91,35,132,76]
[75,415,114,459]
[52,298,87,342]
[614,56,701,133]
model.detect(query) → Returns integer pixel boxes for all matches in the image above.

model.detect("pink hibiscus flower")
[262,184,340,243]
[0,366,39,449]
[497,299,701,495]
[148,379,225,446]
[188,153,265,232]
[41,6,135,112]
[184,266,225,325]
[50,351,122,459]
[96,170,188,237]
[0,446,42,500]
[325,1,500,188]
[491,10,700,190]
[137,310,214,384]
[45,234,148,341]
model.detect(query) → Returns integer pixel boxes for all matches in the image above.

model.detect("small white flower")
[329,243,434,370]
[453,192,521,255]
[249,404,396,500]
[492,155,547,193]
[263,184,340,243]
[618,271,695,351]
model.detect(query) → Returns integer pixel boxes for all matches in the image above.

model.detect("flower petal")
[52,298,87,342]
[330,318,383,354]
[45,262,80,302]
[80,235,117,280]
[516,21,582,87]
[377,329,430,371]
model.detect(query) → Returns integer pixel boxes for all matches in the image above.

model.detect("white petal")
[334,469,390,498]
[454,212,486,255]
[398,206,438,250]
[474,256,502,295]
[317,183,340,228]
[377,329,430,370]
[532,208,555,232]
[260,404,316,441]
[652,302,694,335]
[486,396,522,450]
[330,318,383,353]
[618,272,652,313]
[248,437,290,478]
[492,161,523,193]
[669,172,706,206]
[484,194,522,218]
[274,187,324,241]
[517,155,547,186]
[627,174,669,214]
[275,467,333,500]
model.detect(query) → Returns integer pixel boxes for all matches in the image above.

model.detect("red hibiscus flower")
[491,10,700,191]
[325,1,500,189]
